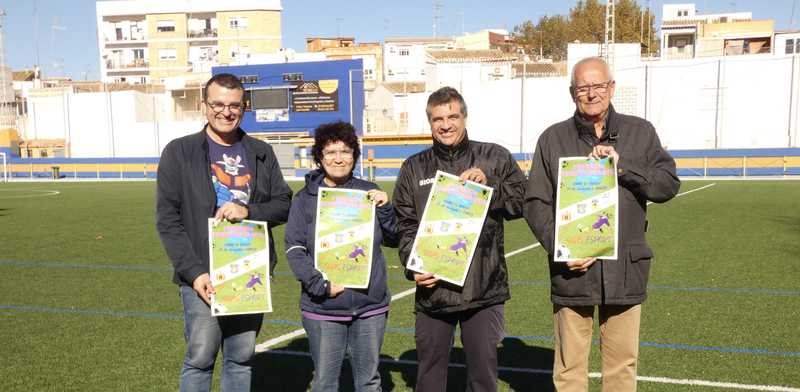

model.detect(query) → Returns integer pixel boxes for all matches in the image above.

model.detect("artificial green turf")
[1,179,799,391]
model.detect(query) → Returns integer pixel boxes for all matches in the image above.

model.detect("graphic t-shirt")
[207,134,251,208]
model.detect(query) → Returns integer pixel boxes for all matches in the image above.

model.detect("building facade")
[383,37,453,83]
[660,3,773,59]
[95,0,282,84]
[306,37,383,90]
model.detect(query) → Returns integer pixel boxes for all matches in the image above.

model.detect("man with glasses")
[156,73,292,391]
[524,57,679,391]
[393,86,526,391]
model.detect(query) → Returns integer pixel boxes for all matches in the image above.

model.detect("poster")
[553,157,619,261]
[407,171,493,286]
[314,188,375,288]
[255,109,289,122]
[208,219,272,316]
[291,80,339,112]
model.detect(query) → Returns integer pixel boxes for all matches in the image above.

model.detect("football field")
[1,179,798,391]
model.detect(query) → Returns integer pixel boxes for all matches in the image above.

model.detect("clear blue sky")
[0,0,796,80]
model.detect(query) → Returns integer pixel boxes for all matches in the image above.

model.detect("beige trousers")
[552,304,641,392]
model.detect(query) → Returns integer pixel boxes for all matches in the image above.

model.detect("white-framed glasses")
[322,149,354,160]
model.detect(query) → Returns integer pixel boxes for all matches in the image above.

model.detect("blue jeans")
[302,313,387,392]
[179,285,263,392]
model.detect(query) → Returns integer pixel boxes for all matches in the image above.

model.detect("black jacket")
[284,169,397,316]
[524,106,680,306]
[393,133,527,314]
[156,128,293,287]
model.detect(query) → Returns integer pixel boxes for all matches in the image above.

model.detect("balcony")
[188,28,218,39]
[190,59,218,73]
[106,59,149,70]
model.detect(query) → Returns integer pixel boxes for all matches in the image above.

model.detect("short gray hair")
[570,57,613,88]
[425,86,468,120]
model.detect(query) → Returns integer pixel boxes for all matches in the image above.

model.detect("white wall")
[20,53,800,159]
[26,89,201,158]
[417,52,800,153]
[384,43,428,82]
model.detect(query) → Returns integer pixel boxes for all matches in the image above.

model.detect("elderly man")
[524,57,680,391]
[156,73,292,392]
[393,86,526,391]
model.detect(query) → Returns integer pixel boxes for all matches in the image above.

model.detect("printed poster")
[291,80,339,112]
[255,109,289,122]
[314,188,376,289]
[208,219,272,316]
[407,171,493,286]
[554,157,619,261]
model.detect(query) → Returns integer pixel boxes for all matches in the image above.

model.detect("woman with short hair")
[284,121,397,392]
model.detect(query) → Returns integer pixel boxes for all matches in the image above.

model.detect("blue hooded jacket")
[284,169,398,316]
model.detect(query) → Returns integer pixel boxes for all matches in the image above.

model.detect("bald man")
[524,57,680,391]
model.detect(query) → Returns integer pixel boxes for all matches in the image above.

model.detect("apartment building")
[383,37,454,83]
[306,37,383,90]
[660,3,773,59]
[95,0,282,84]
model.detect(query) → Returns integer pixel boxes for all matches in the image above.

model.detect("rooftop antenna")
[34,0,40,76]
[433,0,443,37]
[50,17,67,77]
[335,17,344,37]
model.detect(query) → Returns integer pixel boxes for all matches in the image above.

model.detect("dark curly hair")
[311,121,361,170]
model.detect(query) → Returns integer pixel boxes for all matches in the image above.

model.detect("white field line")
[258,182,797,390]
[503,182,716,260]
[266,349,800,391]
[255,286,416,352]
[0,189,61,199]
[257,182,796,390]
[256,183,717,351]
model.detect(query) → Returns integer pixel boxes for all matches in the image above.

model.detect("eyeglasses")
[207,101,243,114]
[574,81,613,96]
[322,149,354,161]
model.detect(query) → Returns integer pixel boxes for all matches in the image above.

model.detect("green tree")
[511,0,659,59]
[512,15,571,61]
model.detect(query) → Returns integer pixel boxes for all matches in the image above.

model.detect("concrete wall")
[20,51,800,158]
[26,89,199,158]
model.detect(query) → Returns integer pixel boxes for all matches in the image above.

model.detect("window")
[230,45,249,59]
[159,48,177,60]
[796,39,800,53]
[250,89,288,110]
[133,49,145,67]
[156,20,175,33]
[788,39,797,54]
[199,46,217,61]
[130,22,144,40]
[229,16,248,29]
[282,73,303,82]
[399,49,410,56]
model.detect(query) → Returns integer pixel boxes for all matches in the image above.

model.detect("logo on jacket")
[419,177,435,187]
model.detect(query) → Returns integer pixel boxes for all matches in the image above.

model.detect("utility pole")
[647,0,652,57]
[604,0,616,70]
[0,8,12,130]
